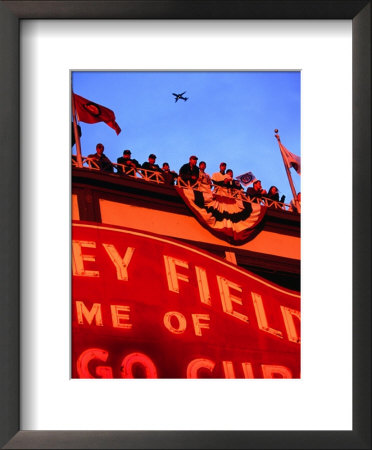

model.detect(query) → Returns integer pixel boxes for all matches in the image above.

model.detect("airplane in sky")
[172,91,188,102]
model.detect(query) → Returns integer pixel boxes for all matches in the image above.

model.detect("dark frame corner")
[0,1,370,449]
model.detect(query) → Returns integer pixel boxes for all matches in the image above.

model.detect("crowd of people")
[81,143,300,211]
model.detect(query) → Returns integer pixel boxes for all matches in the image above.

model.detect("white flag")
[236,171,256,186]
[279,142,301,175]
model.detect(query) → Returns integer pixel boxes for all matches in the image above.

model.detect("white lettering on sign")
[120,352,158,378]
[251,292,283,339]
[74,295,300,344]
[217,276,249,323]
[76,301,103,326]
[72,240,99,277]
[75,301,132,331]
[222,361,255,378]
[261,364,293,378]
[163,255,189,292]
[102,244,135,281]
[195,266,211,305]
[186,358,216,378]
[163,311,187,334]
[110,305,132,329]
[222,361,236,378]
[191,314,211,336]
[75,348,296,378]
[71,239,300,344]
[280,306,301,343]
[242,362,254,378]
[163,311,211,337]
[76,348,113,378]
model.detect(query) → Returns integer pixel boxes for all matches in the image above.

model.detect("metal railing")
[72,157,101,170]
[115,163,166,184]
[73,156,295,211]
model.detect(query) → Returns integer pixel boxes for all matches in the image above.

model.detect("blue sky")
[72,71,300,200]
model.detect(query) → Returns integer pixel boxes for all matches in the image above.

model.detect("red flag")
[73,93,121,135]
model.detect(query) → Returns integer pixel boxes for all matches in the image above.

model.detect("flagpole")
[72,92,83,168]
[274,129,299,210]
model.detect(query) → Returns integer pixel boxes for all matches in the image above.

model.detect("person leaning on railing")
[264,186,280,202]
[161,162,178,185]
[198,161,212,186]
[116,149,140,175]
[211,162,227,187]
[87,143,114,173]
[223,169,244,191]
[179,155,200,186]
[246,179,267,200]
[141,154,162,172]
[263,186,286,208]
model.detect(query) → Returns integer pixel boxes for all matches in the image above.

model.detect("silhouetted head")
[96,143,104,156]
[268,186,278,195]
[189,155,198,167]
[123,149,131,159]
[253,180,262,190]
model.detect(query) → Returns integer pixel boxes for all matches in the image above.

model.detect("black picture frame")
[0,1,370,448]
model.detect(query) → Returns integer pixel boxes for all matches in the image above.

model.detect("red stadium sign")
[72,222,301,378]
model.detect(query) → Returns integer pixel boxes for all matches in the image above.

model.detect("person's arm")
[211,174,224,187]
[104,156,114,172]
[246,188,256,198]
[234,180,243,190]
[190,168,199,183]
[116,158,123,173]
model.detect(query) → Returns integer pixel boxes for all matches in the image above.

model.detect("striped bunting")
[176,186,266,245]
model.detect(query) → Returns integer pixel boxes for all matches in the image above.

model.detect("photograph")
[1,0,370,446]
[71,71,301,379]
